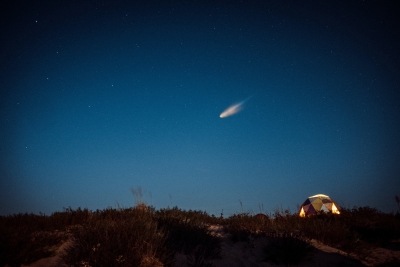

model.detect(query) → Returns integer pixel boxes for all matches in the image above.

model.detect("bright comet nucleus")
[219,104,242,118]
[219,96,252,118]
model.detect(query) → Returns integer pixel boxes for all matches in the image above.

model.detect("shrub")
[263,231,313,265]
[341,207,400,246]
[0,213,66,267]
[156,207,221,264]
[2,204,400,266]
[61,206,174,267]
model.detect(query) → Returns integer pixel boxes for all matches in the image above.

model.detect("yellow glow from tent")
[299,207,306,217]
[309,194,329,198]
[332,203,340,214]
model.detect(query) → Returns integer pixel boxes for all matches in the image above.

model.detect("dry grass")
[1,202,399,266]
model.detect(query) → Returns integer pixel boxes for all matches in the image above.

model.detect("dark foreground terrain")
[1,205,400,267]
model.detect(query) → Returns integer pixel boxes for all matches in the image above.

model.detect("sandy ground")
[21,240,71,267]
[20,225,400,267]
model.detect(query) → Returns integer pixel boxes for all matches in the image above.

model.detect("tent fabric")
[299,194,340,217]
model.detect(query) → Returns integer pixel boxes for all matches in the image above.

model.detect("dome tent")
[299,194,340,217]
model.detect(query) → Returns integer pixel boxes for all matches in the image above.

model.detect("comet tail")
[219,96,252,118]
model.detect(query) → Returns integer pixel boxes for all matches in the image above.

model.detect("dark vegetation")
[1,200,400,266]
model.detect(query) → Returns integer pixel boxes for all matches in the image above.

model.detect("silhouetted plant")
[263,231,313,265]
[340,206,400,246]
[186,245,216,267]
[2,203,400,266]
[61,205,174,267]
[0,213,67,267]
[156,207,221,262]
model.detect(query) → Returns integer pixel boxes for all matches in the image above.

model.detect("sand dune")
[20,225,400,267]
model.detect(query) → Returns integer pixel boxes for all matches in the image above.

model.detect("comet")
[219,96,252,118]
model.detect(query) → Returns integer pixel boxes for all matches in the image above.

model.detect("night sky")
[1,1,399,216]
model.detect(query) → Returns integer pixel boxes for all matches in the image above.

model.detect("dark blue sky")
[1,1,399,216]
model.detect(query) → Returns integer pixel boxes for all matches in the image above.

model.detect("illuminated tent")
[299,194,340,217]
